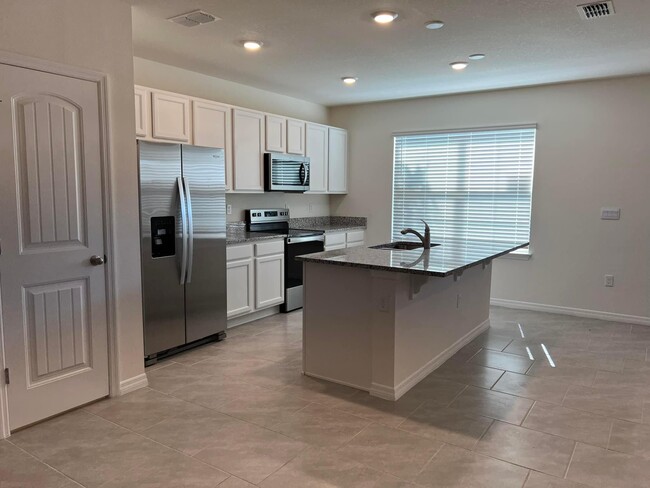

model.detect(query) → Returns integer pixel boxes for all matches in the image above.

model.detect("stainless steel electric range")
[245,209,324,312]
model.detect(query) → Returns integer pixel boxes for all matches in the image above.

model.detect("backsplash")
[290,216,367,228]
[226,193,330,222]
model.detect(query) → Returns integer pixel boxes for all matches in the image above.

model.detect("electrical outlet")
[456,293,461,309]
[379,296,389,312]
[604,274,614,287]
[226,204,232,215]
[309,203,313,213]
[601,207,621,220]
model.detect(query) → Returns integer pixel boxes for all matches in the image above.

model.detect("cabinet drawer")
[255,239,285,257]
[324,232,346,247]
[346,230,365,244]
[227,243,253,261]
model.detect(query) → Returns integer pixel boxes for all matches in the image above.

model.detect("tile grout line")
[562,441,578,479]
[5,438,87,488]
[520,400,536,426]
[606,418,615,450]
[412,440,446,480]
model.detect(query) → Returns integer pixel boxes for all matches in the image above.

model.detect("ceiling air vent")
[168,10,220,27]
[577,2,615,20]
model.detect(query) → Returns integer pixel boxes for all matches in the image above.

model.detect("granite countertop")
[226,227,286,244]
[296,239,529,277]
[226,216,367,245]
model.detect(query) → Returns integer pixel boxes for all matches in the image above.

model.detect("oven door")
[282,236,324,312]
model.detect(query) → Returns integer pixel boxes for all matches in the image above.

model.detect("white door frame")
[0,50,120,438]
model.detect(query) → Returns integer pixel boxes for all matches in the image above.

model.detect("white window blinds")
[392,126,536,245]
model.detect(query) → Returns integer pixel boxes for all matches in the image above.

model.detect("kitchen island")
[296,239,528,400]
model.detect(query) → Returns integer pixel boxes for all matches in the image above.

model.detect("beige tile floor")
[3,307,650,487]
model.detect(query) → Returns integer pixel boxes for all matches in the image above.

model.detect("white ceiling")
[131,0,650,106]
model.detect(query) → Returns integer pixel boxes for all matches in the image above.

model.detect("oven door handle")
[287,235,325,244]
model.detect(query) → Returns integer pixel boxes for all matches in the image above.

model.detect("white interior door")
[0,64,109,431]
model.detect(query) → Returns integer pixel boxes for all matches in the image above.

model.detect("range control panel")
[246,208,290,224]
[150,216,175,258]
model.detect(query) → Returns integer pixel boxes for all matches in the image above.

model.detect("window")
[392,126,536,249]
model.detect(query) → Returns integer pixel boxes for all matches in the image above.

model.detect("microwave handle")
[300,163,308,185]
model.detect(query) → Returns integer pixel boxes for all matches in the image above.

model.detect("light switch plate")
[601,207,621,220]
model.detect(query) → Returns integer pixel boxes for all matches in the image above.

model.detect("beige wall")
[133,57,331,222]
[329,76,650,319]
[0,0,145,385]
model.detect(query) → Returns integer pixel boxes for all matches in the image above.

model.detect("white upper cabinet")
[133,85,349,195]
[192,99,233,190]
[287,119,306,155]
[305,123,329,193]
[233,108,265,192]
[265,114,287,153]
[134,86,150,138]
[151,90,191,142]
[328,127,348,193]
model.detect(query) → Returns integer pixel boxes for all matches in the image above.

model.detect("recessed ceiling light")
[450,62,468,70]
[373,11,398,24]
[469,53,486,60]
[425,20,445,30]
[243,40,263,51]
[342,77,358,85]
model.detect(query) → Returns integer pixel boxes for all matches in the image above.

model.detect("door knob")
[90,255,105,266]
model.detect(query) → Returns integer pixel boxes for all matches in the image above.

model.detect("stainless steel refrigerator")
[138,141,227,364]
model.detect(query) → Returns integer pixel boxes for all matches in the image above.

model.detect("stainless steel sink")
[370,241,436,251]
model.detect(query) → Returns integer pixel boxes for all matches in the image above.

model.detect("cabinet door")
[134,86,150,138]
[192,100,233,190]
[255,254,285,309]
[227,258,254,318]
[346,230,366,248]
[265,114,287,153]
[328,127,348,193]
[233,108,265,192]
[151,90,191,142]
[287,119,306,155]
[305,123,328,193]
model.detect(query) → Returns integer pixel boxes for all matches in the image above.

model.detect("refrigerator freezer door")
[181,145,227,342]
[138,141,186,356]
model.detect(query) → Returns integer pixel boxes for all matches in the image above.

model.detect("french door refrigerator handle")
[183,176,194,284]
[177,176,189,285]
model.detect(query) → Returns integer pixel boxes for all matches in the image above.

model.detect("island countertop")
[296,239,529,277]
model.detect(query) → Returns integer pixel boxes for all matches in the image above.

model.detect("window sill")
[499,249,532,261]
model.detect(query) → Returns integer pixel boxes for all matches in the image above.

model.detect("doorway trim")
[0,50,119,439]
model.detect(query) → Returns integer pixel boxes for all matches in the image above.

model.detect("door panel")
[255,254,285,309]
[232,109,264,191]
[226,259,254,318]
[0,63,108,430]
[182,145,227,342]
[306,123,328,193]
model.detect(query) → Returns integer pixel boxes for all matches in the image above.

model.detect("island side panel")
[392,264,492,396]
[302,262,374,390]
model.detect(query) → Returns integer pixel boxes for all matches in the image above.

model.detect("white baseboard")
[227,306,280,328]
[302,372,369,394]
[305,319,490,402]
[371,318,491,401]
[118,373,149,396]
[491,298,650,326]
[370,320,490,401]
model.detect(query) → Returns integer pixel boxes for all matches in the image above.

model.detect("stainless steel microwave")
[264,153,310,192]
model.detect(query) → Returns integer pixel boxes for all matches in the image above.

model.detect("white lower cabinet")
[346,230,365,248]
[226,244,255,318]
[255,254,285,309]
[324,230,366,251]
[227,240,285,321]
